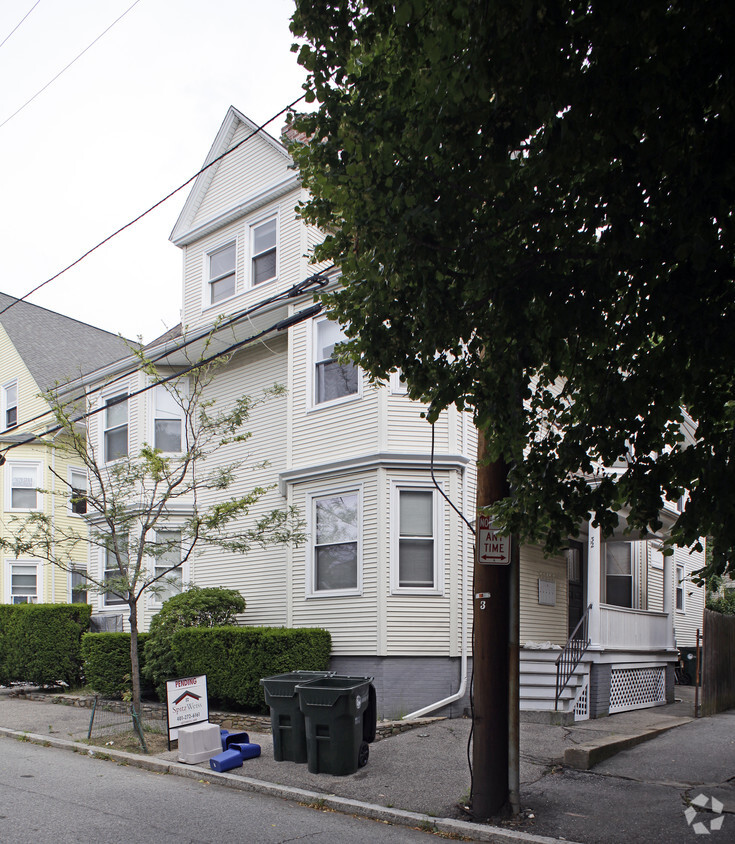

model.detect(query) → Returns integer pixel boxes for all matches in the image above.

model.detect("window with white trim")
[604,542,633,608]
[154,385,183,453]
[71,569,88,604]
[152,529,183,604]
[310,490,360,593]
[251,217,277,285]
[104,395,128,461]
[69,468,87,515]
[392,485,441,591]
[313,317,359,406]
[8,561,40,604]
[104,536,129,606]
[208,241,236,304]
[2,380,18,429]
[676,564,685,611]
[5,462,41,511]
[390,370,408,395]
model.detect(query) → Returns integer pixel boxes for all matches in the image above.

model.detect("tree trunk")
[128,600,141,716]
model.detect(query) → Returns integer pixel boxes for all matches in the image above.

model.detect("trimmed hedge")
[170,626,332,711]
[81,632,151,699]
[0,604,92,686]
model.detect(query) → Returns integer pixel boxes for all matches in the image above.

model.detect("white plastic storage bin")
[177,722,222,764]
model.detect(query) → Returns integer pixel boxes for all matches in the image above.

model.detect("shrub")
[706,589,735,615]
[0,604,91,686]
[81,632,150,699]
[170,626,331,711]
[143,586,246,700]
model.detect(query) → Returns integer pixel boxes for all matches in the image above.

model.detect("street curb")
[563,717,693,770]
[0,727,579,844]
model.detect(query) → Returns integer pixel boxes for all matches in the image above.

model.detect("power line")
[0,91,307,319]
[0,0,143,131]
[0,0,41,51]
[0,269,333,440]
[0,300,324,462]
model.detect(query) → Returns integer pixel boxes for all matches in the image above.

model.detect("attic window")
[251,217,277,285]
[3,381,18,429]
[208,242,236,304]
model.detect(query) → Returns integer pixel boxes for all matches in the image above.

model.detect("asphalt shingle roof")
[0,292,133,392]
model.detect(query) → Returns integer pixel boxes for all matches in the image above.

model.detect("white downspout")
[403,410,470,720]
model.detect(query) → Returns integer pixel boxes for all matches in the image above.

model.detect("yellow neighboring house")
[0,292,129,605]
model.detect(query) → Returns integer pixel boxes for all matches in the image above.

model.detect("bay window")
[311,490,360,593]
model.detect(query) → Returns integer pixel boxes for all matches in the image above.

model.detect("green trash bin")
[297,675,373,775]
[260,671,333,763]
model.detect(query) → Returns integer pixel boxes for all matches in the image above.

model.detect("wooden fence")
[701,608,735,716]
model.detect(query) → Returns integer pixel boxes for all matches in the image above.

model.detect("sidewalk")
[0,686,700,844]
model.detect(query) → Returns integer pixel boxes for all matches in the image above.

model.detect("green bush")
[0,604,91,686]
[81,632,151,699]
[706,589,735,615]
[143,586,246,700]
[170,626,332,711]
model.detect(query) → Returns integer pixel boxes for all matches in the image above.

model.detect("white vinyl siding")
[519,545,568,646]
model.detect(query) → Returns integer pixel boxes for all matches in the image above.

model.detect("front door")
[566,541,584,637]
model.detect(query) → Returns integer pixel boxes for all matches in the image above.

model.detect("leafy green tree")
[1,344,303,716]
[143,586,247,700]
[289,0,735,576]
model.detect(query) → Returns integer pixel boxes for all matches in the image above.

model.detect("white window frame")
[204,239,237,308]
[390,481,443,595]
[148,527,186,607]
[102,393,128,463]
[307,485,362,597]
[309,315,361,410]
[603,541,637,608]
[101,536,129,608]
[151,382,186,454]
[68,467,88,516]
[249,214,278,288]
[2,379,18,430]
[4,460,42,512]
[676,563,686,613]
[70,568,88,604]
[5,559,42,604]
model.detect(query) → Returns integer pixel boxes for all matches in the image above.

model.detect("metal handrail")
[555,603,592,711]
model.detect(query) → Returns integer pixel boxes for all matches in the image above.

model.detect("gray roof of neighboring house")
[0,292,133,392]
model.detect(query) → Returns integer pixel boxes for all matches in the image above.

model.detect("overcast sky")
[0,0,308,343]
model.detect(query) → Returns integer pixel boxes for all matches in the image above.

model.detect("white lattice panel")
[573,677,589,721]
[609,667,665,713]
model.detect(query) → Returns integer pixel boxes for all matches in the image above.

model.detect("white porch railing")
[599,604,671,649]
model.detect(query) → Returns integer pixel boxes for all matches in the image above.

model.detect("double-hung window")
[71,569,88,604]
[69,468,87,515]
[104,537,129,606]
[676,564,685,611]
[104,395,128,461]
[604,542,633,608]
[393,486,440,591]
[311,490,360,594]
[154,385,183,453]
[9,562,39,603]
[251,217,277,285]
[152,529,183,603]
[6,462,40,511]
[208,242,236,304]
[313,317,358,405]
[2,380,18,429]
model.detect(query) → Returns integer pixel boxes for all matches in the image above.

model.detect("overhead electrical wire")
[0,268,334,447]
[0,0,143,131]
[0,299,325,462]
[0,90,308,318]
[0,0,41,51]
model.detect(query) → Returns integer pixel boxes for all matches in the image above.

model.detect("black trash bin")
[260,671,333,763]
[296,674,374,776]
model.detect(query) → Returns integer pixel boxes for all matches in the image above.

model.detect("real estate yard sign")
[166,675,209,745]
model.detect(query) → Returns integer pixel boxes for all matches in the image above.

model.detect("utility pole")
[471,425,519,819]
